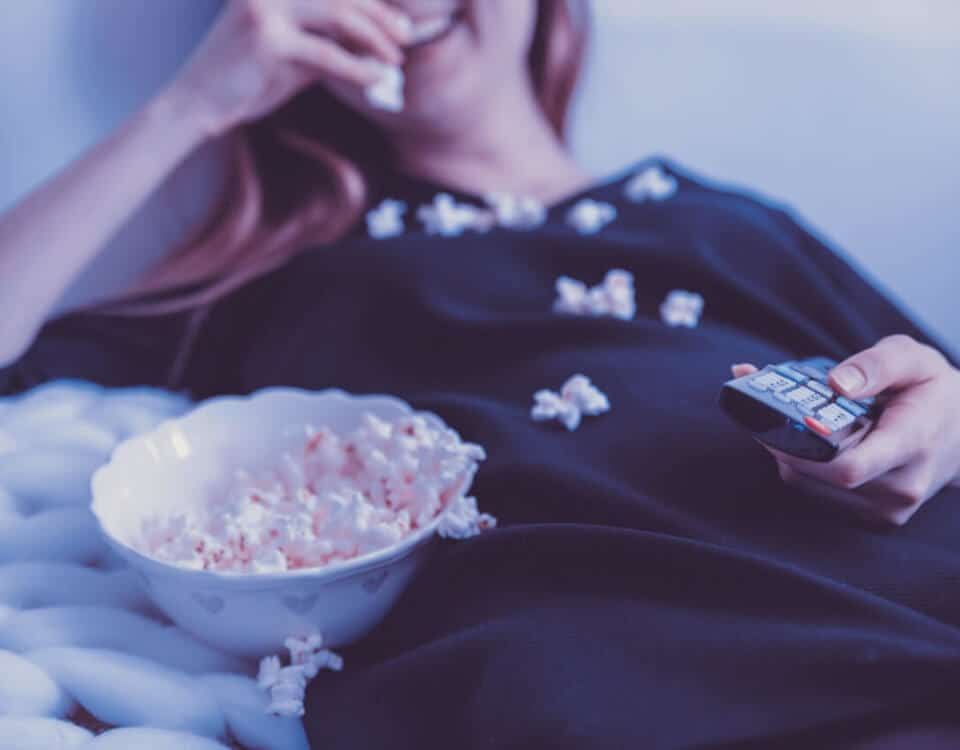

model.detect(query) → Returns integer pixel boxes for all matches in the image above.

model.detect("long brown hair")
[106,0,590,316]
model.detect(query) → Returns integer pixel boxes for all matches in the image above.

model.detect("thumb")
[829,334,947,399]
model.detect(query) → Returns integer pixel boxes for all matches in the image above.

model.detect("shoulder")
[603,156,802,242]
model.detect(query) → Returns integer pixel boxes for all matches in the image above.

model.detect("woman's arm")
[0,0,412,368]
[0,94,210,367]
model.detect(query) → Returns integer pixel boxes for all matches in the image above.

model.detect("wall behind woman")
[0,1,957,355]
[576,0,960,356]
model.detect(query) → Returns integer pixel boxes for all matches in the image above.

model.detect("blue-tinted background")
[1,0,957,355]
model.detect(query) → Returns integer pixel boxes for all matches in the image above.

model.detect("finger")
[857,460,935,508]
[774,459,884,520]
[829,334,948,400]
[773,454,915,525]
[319,9,405,64]
[767,413,914,490]
[851,462,937,525]
[731,363,759,378]
[355,0,414,45]
[283,33,383,87]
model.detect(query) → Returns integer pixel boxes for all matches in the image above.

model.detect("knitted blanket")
[0,381,308,750]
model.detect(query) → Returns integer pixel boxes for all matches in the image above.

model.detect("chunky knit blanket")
[0,381,308,750]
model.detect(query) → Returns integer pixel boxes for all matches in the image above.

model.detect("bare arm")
[0,0,412,367]
[0,93,210,365]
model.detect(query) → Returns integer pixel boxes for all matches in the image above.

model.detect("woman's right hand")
[164,0,414,138]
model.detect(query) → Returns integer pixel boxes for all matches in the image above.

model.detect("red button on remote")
[803,416,833,437]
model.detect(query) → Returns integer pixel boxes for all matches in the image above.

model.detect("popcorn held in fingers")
[484,193,547,230]
[418,193,496,237]
[660,290,705,328]
[532,375,611,431]
[625,165,678,203]
[137,412,488,574]
[438,495,497,539]
[566,199,618,235]
[366,62,405,112]
[554,269,636,320]
[366,199,407,239]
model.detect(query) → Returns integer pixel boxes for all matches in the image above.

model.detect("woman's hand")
[732,335,960,525]
[162,0,413,138]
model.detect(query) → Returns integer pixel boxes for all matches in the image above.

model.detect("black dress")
[5,159,960,749]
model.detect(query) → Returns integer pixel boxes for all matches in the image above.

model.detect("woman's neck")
[388,85,592,206]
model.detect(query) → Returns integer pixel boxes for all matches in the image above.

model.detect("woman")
[2,1,960,746]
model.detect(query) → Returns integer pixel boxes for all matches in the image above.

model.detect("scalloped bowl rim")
[90,387,468,589]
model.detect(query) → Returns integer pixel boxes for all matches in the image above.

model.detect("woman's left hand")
[733,334,960,526]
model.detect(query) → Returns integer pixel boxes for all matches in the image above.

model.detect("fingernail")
[832,365,866,394]
[396,15,414,40]
[366,58,388,75]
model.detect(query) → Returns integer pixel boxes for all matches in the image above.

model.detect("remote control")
[719,357,879,462]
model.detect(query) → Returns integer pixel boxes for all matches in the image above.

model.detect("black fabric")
[0,311,195,397]
[4,159,960,748]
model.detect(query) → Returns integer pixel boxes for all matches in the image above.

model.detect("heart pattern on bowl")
[283,594,319,614]
[192,592,225,615]
[362,569,390,594]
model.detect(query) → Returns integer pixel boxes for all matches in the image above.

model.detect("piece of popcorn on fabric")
[566,199,617,235]
[604,270,637,320]
[366,63,405,112]
[366,199,407,239]
[285,634,325,666]
[532,388,582,431]
[660,290,705,328]
[257,632,345,718]
[553,270,635,320]
[532,375,611,432]
[266,670,307,718]
[417,193,495,237]
[625,165,678,203]
[484,193,547,230]
[561,375,611,416]
[553,276,589,316]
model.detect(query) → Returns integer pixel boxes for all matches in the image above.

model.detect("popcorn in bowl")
[137,413,490,574]
[90,389,496,658]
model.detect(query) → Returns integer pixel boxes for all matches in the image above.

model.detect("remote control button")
[806,380,834,399]
[749,372,795,392]
[775,365,807,383]
[803,416,833,437]
[836,397,867,417]
[795,363,829,381]
[817,403,857,432]
[778,386,828,413]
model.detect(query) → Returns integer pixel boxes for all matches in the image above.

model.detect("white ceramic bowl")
[91,388,478,658]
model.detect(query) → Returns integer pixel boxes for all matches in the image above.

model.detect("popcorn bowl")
[91,388,480,659]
